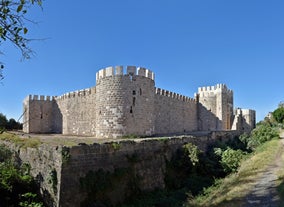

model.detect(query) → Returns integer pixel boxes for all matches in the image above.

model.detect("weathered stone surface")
[22,66,256,138]
[0,131,241,207]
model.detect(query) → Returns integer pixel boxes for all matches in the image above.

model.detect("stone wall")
[1,141,63,207]
[95,67,155,138]
[154,88,198,135]
[197,84,233,130]
[1,131,241,207]
[56,87,96,136]
[23,66,255,138]
[60,133,230,207]
[23,95,60,133]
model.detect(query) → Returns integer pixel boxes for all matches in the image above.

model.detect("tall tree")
[0,0,42,80]
[272,107,284,124]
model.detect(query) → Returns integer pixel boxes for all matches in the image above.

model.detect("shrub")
[0,145,45,206]
[183,143,200,166]
[214,147,246,173]
[272,107,284,123]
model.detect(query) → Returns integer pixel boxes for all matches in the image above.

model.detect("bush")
[214,147,246,173]
[239,122,279,150]
[0,145,44,206]
[272,107,284,123]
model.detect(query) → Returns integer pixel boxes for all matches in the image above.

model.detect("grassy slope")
[186,138,284,207]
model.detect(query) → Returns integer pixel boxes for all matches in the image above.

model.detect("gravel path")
[244,134,284,207]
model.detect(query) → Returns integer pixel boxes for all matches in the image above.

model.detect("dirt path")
[244,134,284,207]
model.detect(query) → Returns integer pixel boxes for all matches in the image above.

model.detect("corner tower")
[95,66,155,138]
[197,84,233,130]
[23,95,62,133]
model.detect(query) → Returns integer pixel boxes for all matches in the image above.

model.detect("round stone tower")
[95,66,155,138]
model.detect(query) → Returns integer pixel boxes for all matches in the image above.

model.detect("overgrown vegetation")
[0,113,22,133]
[0,144,45,206]
[61,147,71,164]
[0,132,41,148]
[185,105,284,206]
[48,169,58,194]
[119,107,284,207]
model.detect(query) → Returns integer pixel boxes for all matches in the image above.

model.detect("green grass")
[186,138,283,207]
[277,139,284,206]
[0,132,42,148]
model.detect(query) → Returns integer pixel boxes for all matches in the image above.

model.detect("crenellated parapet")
[56,88,93,100]
[24,95,57,103]
[155,87,196,103]
[96,65,155,82]
[197,83,233,96]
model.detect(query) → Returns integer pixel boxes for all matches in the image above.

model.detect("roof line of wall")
[56,88,93,100]
[96,66,155,82]
[197,83,233,94]
[24,95,56,102]
[155,87,196,103]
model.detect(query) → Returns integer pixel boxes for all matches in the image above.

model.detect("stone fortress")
[23,66,256,138]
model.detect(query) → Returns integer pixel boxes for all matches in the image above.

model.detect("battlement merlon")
[55,87,93,100]
[95,65,155,82]
[23,95,56,103]
[155,87,196,103]
[197,83,233,94]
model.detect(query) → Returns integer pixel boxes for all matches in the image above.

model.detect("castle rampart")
[96,66,155,83]
[155,87,196,103]
[23,66,255,138]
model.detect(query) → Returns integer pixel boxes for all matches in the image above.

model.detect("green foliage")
[214,147,246,173]
[183,143,200,166]
[19,192,44,207]
[249,123,278,149]
[272,107,284,123]
[0,145,45,206]
[61,147,70,164]
[0,0,42,79]
[0,113,8,128]
[0,144,12,161]
[48,169,58,193]
[239,121,279,150]
[0,113,22,131]
[111,142,121,151]
[0,132,41,148]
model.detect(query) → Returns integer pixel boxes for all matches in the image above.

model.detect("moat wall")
[1,131,240,207]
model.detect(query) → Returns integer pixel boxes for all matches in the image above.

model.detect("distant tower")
[95,66,155,138]
[197,84,233,131]
[23,95,61,133]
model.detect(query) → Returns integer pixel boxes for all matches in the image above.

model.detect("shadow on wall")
[198,103,223,131]
[52,101,62,133]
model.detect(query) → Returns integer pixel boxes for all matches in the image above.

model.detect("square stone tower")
[197,84,234,130]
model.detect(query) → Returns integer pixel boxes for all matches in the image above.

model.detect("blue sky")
[0,0,284,122]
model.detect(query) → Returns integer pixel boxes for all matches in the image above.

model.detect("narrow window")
[130,106,133,113]
[132,90,136,95]
[133,97,136,106]
[140,88,142,95]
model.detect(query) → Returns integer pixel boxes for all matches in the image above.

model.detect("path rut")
[244,135,284,207]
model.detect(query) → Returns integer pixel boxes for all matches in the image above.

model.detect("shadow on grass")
[277,177,284,206]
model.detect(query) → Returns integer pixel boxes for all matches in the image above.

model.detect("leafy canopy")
[0,0,42,80]
[272,106,284,124]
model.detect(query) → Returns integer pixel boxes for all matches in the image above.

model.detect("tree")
[0,112,8,129]
[0,0,42,80]
[272,107,284,124]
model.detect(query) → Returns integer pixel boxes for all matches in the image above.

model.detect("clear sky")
[0,0,284,122]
